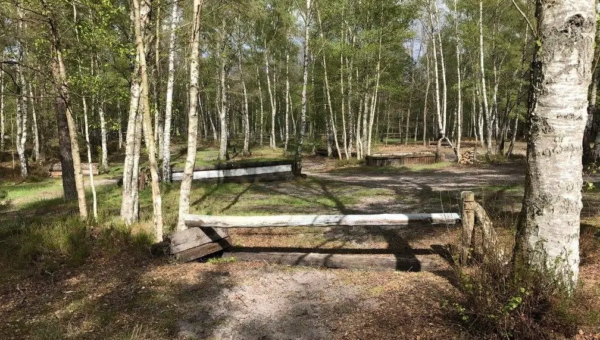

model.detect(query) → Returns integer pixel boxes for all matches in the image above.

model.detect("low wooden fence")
[156,191,494,270]
[49,163,99,178]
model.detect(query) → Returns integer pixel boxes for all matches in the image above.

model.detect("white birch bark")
[296,0,311,174]
[99,102,108,172]
[264,49,277,149]
[27,82,40,162]
[515,0,596,286]
[257,66,264,146]
[177,0,203,231]
[17,65,28,178]
[284,51,290,151]
[479,0,492,153]
[218,20,228,160]
[132,0,163,241]
[162,0,178,182]
[82,94,98,220]
[0,68,4,152]
[454,0,462,162]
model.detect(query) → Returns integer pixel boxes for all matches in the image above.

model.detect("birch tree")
[177,0,203,231]
[514,0,596,287]
[132,0,163,241]
[162,0,178,182]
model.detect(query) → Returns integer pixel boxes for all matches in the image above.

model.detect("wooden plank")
[222,251,449,272]
[175,237,232,262]
[184,213,461,228]
[167,227,229,253]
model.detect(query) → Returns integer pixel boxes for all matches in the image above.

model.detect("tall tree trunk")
[284,51,290,151]
[479,0,492,153]
[16,64,28,178]
[265,49,277,149]
[98,102,109,172]
[454,0,462,162]
[132,0,163,241]
[317,6,342,159]
[237,26,250,156]
[296,0,311,175]
[257,66,264,146]
[162,0,178,182]
[367,32,382,156]
[45,2,88,218]
[82,93,98,220]
[0,68,4,152]
[434,1,448,137]
[218,21,228,160]
[514,0,596,287]
[121,64,141,222]
[177,0,203,231]
[423,46,430,146]
[28,82,40,163]
[339,23,349,159]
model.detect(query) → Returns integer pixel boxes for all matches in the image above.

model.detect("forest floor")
[0,141,599,339]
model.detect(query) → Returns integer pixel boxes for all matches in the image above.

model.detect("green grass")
[0,178,63,200]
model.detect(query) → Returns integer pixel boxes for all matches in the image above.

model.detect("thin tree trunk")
[317,6,342,159]
[454,0,462,162]
[434,1,448,137]
[423,45,430,146]
[118,100,123,150]
[28,82,40,162]
[177,0,203,231]
[99,102,108,172]
[257,66,264,146]
[284,51,290,151]
[16,63,28,178]
[0,68,4,152]
[265,49,277,149]
[295,0,311,175]
[340,22,349,159]
[132,0,163,241]
[82,93,98,220]
[479,0,492,153]
[162,0,178,182]
[237,25,250,156]
[218,20,228,160]
[514,0,596,287]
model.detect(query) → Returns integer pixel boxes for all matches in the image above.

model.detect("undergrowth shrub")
[12,218,92,272]
[0,218,154,275]
[448,254,580,340]
[96,223,154,255]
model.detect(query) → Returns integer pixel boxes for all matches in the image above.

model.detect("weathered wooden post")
[460,191,475,264]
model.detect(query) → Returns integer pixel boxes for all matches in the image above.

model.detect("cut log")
[184,213,461,228]
[175,237,232,262]
[222,251,449,272]
[167,227,229,253]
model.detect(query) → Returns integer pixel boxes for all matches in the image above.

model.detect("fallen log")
[184,213,461,228]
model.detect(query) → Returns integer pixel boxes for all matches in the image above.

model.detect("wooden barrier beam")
[184,213,461,228]
[460,191,475,263]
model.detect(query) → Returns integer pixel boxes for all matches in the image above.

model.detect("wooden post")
[460,191,475,264]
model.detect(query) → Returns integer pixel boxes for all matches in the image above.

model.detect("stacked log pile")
[459,150,477,165]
